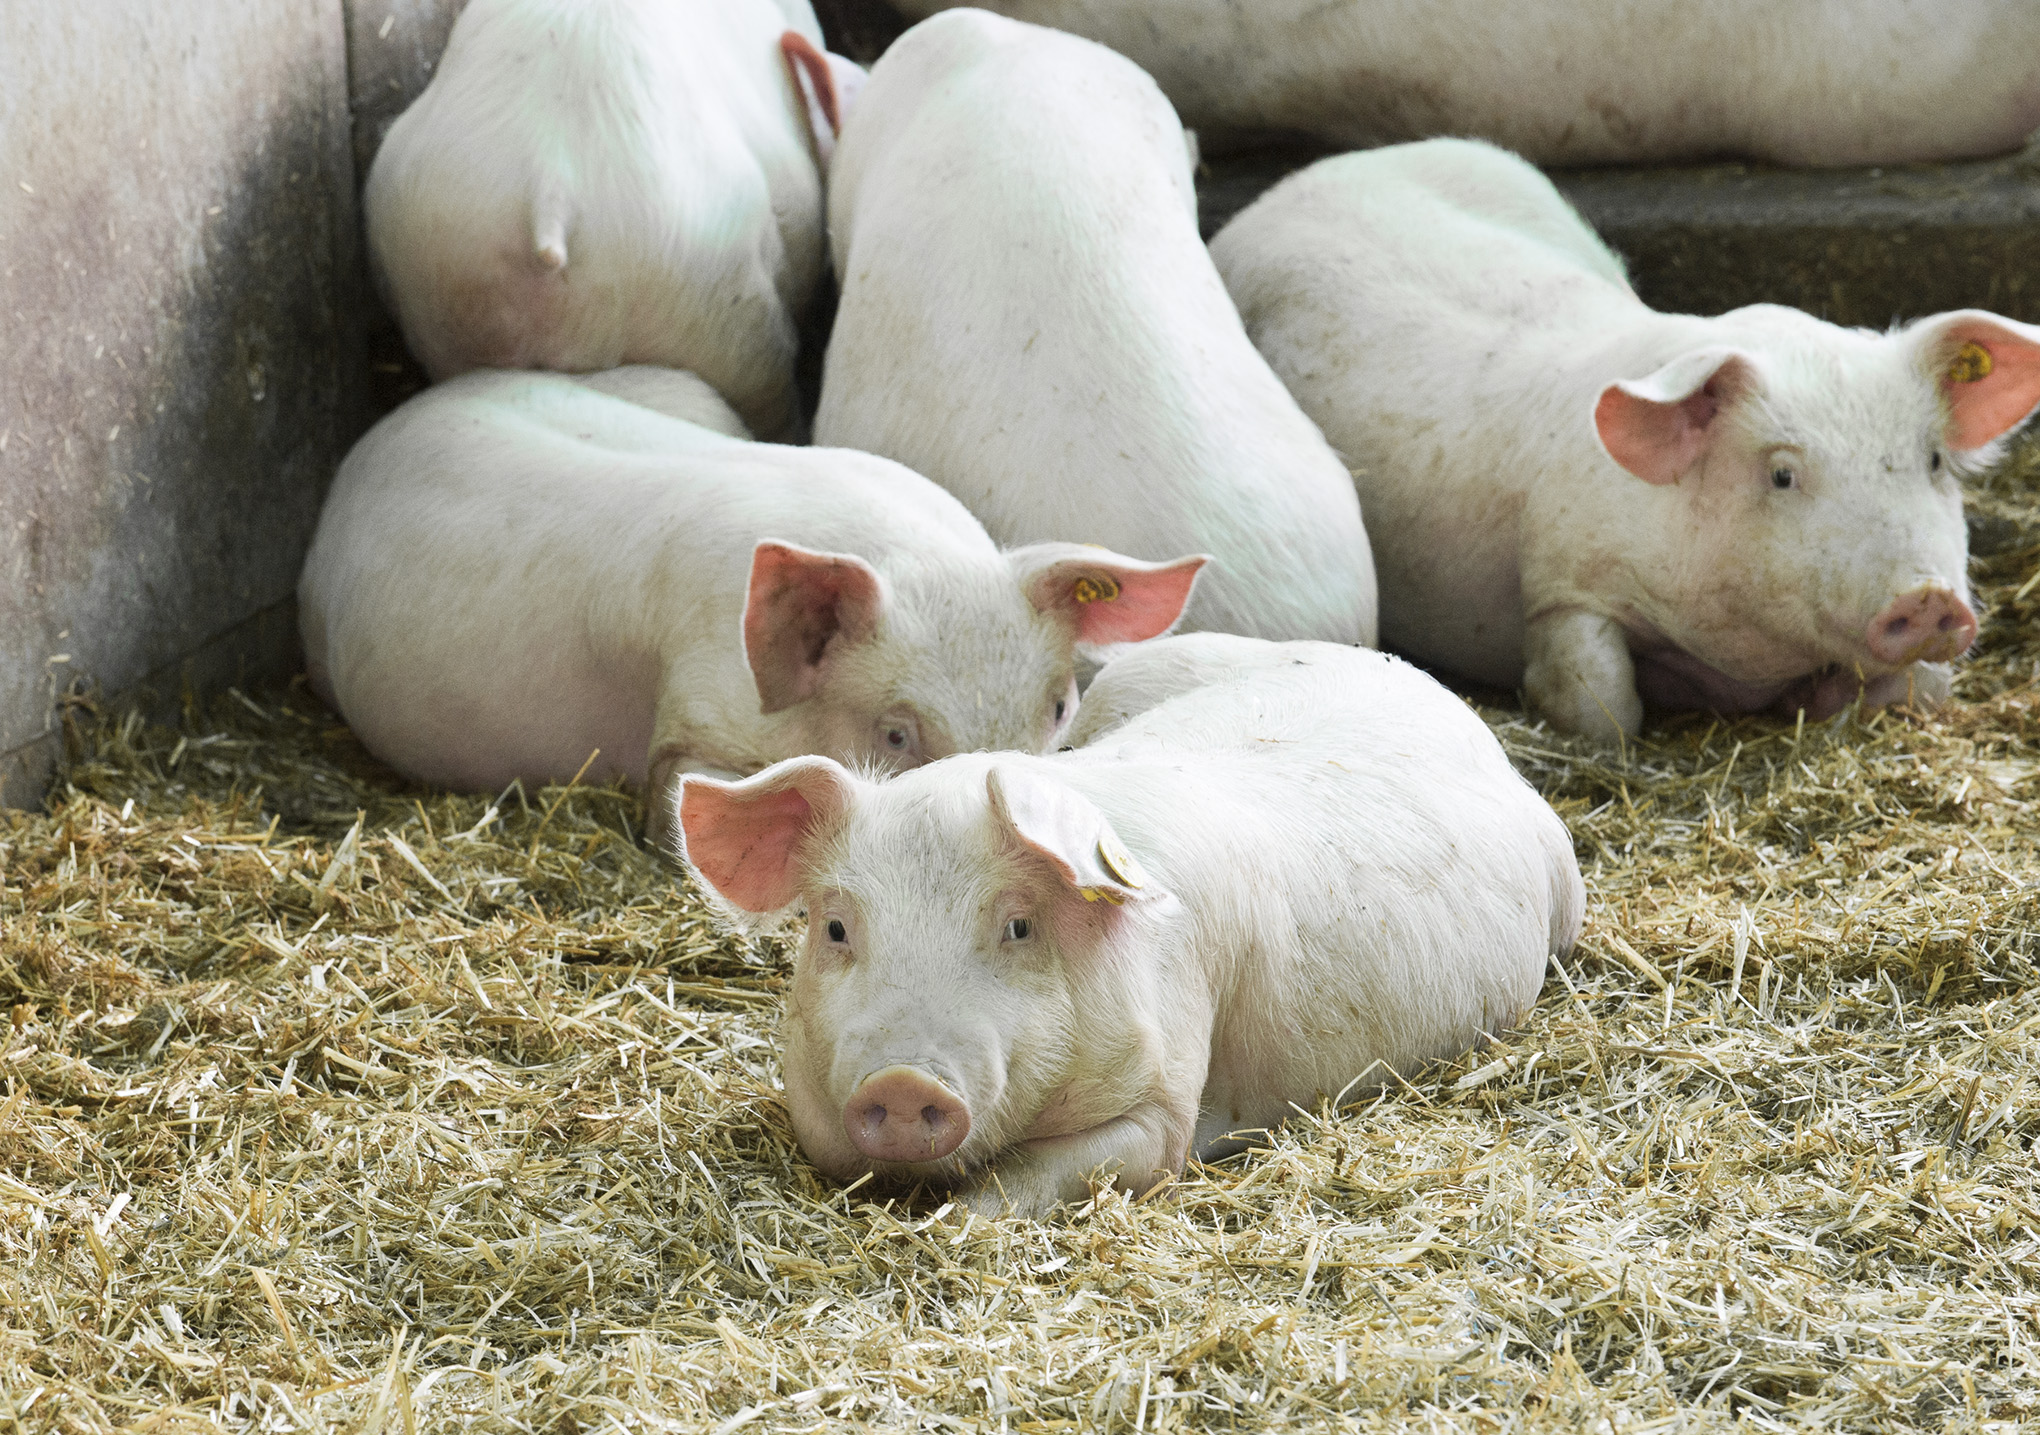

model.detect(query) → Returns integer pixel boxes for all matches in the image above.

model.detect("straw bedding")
[6,441,2040,1433]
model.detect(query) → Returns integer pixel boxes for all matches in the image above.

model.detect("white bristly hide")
[814,9,1377,646]
[364,0,864,440]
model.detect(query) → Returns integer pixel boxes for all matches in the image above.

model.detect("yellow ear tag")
[1072,575,1121,604]
[1095,835,1144,889]
[1078,886,1125,906]
[1949,341,1994,384]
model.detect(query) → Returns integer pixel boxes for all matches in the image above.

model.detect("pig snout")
[844,1066,970,1163]
[1866,587,1977,666]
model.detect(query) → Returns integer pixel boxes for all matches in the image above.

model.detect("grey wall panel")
[0,0,364,806]
[344,0,465,416]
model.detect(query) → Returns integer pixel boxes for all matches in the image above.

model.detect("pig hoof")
[1523,671,1640,745]
[959,1177,1048,1220]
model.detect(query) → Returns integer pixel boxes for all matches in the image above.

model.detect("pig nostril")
[845,1067,971,1160]
[1938,614,1959,633]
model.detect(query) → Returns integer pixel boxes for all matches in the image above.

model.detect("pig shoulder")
[1214,142,1633,389]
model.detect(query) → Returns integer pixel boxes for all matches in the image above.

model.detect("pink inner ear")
[1022,553,1206,646]
[779,31,840,135]
[1941,321,2040,451]
[1073,558,1206,645]
[679,782,813,913]
[1594,384,1719,486]
[743,542,882,714]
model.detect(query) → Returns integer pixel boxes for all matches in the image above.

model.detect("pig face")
[742,541,1206,773]
[1592,308,2040,688]
[676,755,1162,1189]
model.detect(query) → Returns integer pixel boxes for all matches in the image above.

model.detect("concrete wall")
[0,1,364,805]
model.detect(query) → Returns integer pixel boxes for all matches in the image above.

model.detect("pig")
[1210,139,2040,743]
[297,368,1206,847]
[883,0,2040,166]
[676,637,1583,1216]
[813,9,1377,646]
[364,0,864,441]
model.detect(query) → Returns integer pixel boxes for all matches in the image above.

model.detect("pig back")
[1067,646,1580,1150]
[816,9,1376,647]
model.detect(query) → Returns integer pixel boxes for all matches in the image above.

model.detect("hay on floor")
[5,440,2040,1432]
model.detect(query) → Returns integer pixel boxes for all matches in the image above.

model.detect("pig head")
[645,540,1205,848]
[1535,307,2040,738]
[675,755,1191,1208]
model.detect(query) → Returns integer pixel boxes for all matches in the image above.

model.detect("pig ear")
[1910,310,2040,453]
[744,541,886,715]
[1010,545,1209,648]
[675,756,856,913]
[986,765,1161,908]
[781,32,858,166]
[1594,348,1761,485]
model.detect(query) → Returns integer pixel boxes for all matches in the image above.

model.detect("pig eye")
[1053,698,1067,723]
[1003,917,1032,942]
[1769,464,1797,491]
[876,713,922,760]
[824,918,847,944]
[1930,450,1943,473]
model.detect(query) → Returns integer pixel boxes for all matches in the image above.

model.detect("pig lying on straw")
[298,368,1203,849]
[1213,139,2040,743]
[675,636,1583,1217]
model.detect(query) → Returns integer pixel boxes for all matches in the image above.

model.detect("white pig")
[814,9,1377,646]
[885,0,2040,166]
[298,368,1206,845]
[1211,140,2040,742]
[676,638,1582,1216]
[364,0,862,441]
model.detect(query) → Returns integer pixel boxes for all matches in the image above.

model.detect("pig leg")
[960,1102,1191,1219]
[1523,610,1643,741]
